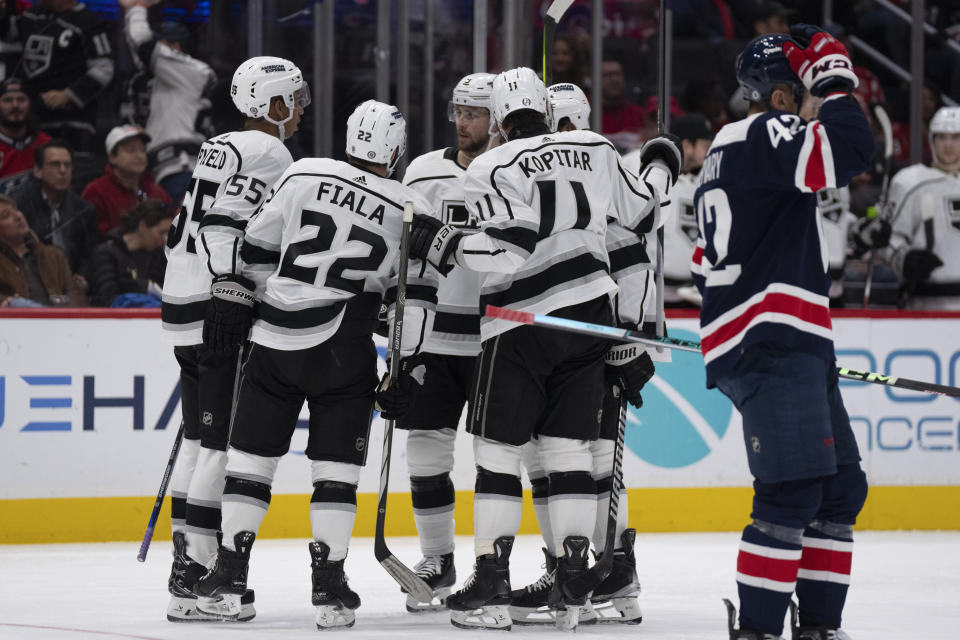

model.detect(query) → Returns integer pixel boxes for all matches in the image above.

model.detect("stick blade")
[546,0,575,21]
[377,552,434,603]
[563,557,613,601]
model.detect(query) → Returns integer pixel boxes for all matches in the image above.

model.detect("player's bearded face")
[455,106,491,154]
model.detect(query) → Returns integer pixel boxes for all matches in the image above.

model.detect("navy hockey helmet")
[736,34,804,108]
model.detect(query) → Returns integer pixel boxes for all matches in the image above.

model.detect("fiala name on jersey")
[517,147,594,178]
[316,182,386,225]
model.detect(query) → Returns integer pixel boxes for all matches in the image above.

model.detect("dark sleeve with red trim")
[753,93,874,195]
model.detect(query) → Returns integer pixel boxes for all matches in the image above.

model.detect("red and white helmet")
[346,100,407,177]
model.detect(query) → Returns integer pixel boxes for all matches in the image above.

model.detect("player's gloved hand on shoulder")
[204,274,256,355]
[902,249,943,289]
[375,355,427,420]
[638,134,683,185]
[409,213,461,276]
[783,24,858,97]
[605,344,655,409]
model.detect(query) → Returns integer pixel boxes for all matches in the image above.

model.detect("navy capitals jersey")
[692,94,873,387]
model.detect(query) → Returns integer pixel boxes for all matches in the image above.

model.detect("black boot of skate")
[724,598,787,640]
[789,600,852,640]
[549,535,591,630]
[446,536,514,630]
[194,531,255,619]
[508,548,557,625]
[166,531,257,623]
[591,528,643,624]
[310,540,360,629]
[405,553,456,613]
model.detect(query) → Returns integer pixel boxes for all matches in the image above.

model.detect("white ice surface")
[1,532,957,639]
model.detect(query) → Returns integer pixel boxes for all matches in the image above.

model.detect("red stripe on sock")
[737,550,801,583]
[800,546,852,575]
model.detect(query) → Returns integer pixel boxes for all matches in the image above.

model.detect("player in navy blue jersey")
[692,27,873,640]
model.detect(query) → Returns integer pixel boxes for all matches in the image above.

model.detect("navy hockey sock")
[736,523,802,636]
[795,523,853,629]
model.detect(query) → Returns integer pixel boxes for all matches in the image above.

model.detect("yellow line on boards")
[1,486,957,544]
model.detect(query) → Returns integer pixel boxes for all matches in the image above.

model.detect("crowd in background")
[0,0,957,309]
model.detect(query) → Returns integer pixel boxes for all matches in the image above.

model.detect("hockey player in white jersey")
[622,113,713,308]
[408,67,679,631]
[507,81,660,626]
[397,72,496,612]
[816,186,857,305]
[159,55,306,623]
[886,106,960,309]
[194,100,439,630]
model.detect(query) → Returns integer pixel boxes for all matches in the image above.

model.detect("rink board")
[1,310,959,542]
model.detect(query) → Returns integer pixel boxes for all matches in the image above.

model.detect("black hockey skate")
[549,535,591,630]
[194,531,255,619]
[167,531,256,623]
[446,536,513,631]
[590,528,643,624]
[405,553,456,613]
[789,600,853,640]
[724,598,786,640]
[310,540,360,629]
[508,548,557,625]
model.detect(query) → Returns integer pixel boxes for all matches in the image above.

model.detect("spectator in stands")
[684,78,731,133]
[121,0,216,207]
[551,35,588,91]
[17,0,114,156]
[87,198,172,307]
[0,77,50,195]
[601,58,647,150]
[12,139,97,276]
[82,124,172,238]
[0,193,85,307]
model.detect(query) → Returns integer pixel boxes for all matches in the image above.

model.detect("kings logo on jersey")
[23,35,54,77]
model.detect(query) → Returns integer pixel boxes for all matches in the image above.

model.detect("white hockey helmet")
[929,106,960,165]
[447,72,496,122]
[490,66,549,129]
[231,56,310,138]
[548,83,590,131]
[346,99,407,176]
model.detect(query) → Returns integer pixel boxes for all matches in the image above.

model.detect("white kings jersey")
[816,186,856,301]
[886,164,960,290]
[160,130,293,346]
[459,129,668,341]
[239,158,438,353]
[403,147,483,357]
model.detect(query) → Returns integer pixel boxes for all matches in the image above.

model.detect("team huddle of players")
[152,22,930,640]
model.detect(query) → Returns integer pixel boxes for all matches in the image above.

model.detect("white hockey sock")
[473,437,523,556]
[169,437,200,534]
[184,447,227,565]
[310,461,361,561]
[407,429,456,556]
[220,448,279,550]
[521,439,554,551]
[539,436,594,556]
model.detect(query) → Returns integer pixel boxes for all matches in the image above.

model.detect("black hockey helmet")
[735,34,804,108]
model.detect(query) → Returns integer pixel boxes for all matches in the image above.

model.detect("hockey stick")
[484,304,960,398]
[374,202,433,603]
[863,103,893,307]
[542,0,574,86]
[563,395,627,600]
[137,420,185,562]
[653,0,668,353]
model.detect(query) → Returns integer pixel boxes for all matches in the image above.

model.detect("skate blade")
[405,587,452,613]
[450,604,512,631]
[316,604,356,629]
[590,597,642,624]
[555,605,580,632]
[509,603,597,626]
[196,593,241,619]
[168,595,255,623]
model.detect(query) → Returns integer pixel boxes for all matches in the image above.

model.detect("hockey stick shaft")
[864,103,893,308]
[137,420,185,562]
[485,305,960,398]
[563,395,626,600]
[374,202,433,603]
[653,0,668,350]
[542,0,575,86]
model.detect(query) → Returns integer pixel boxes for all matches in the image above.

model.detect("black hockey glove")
[605,344,655,409]
[851,216,892,256]
[638,134,683,185]
[902,249,943,290]
[784,25,858,97]
[409,213,461,276]
[203,274,256,355]
[375,355,427,420]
